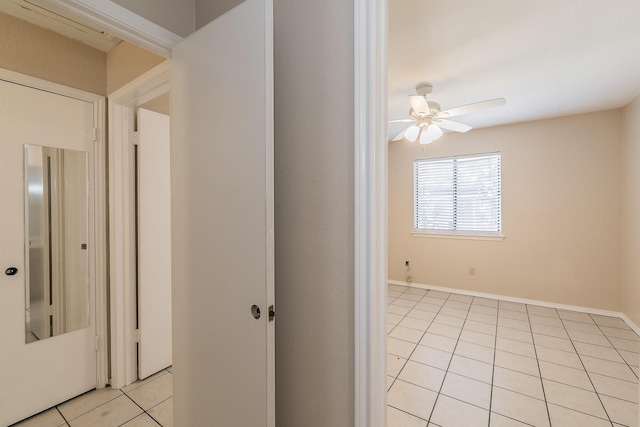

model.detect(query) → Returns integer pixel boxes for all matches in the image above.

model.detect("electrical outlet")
[469,267,476,276]
[405,260,410,267]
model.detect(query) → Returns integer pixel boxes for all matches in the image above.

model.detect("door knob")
[250,305,261,320]
[4,267,18,276]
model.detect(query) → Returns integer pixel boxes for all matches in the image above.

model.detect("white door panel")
[171,0,274,425]
[137,108,172,379]
[0,79,97,427]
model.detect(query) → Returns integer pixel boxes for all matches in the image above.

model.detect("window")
[414,153,501,237]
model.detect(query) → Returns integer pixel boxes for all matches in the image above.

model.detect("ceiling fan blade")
[437,98,506,119]
[388,119,416,123]
[420,124,443,144]
[409,94,430,114]
[392,125,421,142]
[432,118,472,133]
[391,124,413,141]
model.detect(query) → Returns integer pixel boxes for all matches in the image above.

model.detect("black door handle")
[5,267,18,276]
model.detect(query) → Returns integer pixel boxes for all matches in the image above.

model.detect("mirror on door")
[24,144,90,343]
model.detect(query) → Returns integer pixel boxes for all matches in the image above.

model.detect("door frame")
[0,67,109,388]
[43,0,388,425]
[354,0,387,425]
[107,61,171,388]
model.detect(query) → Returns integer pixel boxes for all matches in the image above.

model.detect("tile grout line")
[119,391,162,426]
[120,371,173,426]
[55,407,70,426]
[386,285,432,391]
[11,368,174,427]
[54,389,125,424]
[426,292,474,424]
[588,312,640,382]
[556,312,615,426]
[388,286,452,419]
[524,303,553,427]
[486,296,499,427]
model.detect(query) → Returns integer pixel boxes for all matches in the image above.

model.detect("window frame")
[413,152,503,240]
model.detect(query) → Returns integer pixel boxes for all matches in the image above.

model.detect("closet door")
[137,108,172,380]
[0,77,98,427]
[171,0,275,425]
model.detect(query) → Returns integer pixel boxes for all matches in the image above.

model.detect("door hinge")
[134,329,141,342]
[133,131,140,146]
[268,305,275,322]
[93,127,98,142]
[95,335,99,351]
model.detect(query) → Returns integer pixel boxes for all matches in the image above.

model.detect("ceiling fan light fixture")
[419,124,443,144]
[404,125,420,142]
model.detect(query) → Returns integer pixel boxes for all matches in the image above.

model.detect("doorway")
[108,62,172,388]
[135,106,173,380]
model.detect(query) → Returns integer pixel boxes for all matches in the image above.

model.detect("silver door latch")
[268,305,275,322]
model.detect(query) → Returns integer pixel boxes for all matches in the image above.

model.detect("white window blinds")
[414,153,501,235]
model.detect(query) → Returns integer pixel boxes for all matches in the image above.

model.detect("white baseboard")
[387,279,640,336]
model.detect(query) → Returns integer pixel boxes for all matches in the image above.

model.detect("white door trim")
[354,0,387,426]
[0,67,109,389]
[107,61,171,389]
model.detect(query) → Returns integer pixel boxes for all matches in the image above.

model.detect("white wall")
[112,0,244,35]
[111,0,195,37]
[389,110,623,311]
[622,96,640,326]
[195,0,244,30]
[273,0,354,425]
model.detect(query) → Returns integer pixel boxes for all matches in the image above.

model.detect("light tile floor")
[11,286,640,427]
[387,284,640,427]
[11,368,173,427]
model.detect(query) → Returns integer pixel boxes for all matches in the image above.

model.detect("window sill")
[411,231,505,242]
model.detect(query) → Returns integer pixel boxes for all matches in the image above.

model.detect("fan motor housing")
[410,100,441,119]
[415,83,433,96]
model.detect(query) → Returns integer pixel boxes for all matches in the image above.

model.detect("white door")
[0,78,98,426]
[137,108,173,379]
[171,0,275,425]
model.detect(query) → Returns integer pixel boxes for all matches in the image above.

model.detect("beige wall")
[622,96,640,326]
[140,93,170,116]
[274,0,354,425]
[0,13,165,97]
[106,41,165,95]
[389,110,623,311]
[0,12,106,95]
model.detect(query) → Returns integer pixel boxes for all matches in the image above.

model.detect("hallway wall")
[0,12,106,94]
[106,41,165,95]
[273,0,355,425]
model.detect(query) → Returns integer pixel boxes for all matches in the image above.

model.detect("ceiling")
[388,0,640,139]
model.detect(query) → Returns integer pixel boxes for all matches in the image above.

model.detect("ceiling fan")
[390,84,506,144]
